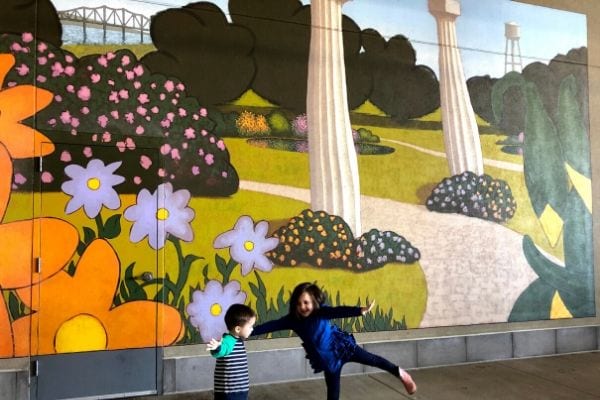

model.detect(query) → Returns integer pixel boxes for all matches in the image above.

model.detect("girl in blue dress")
[252,282,417,399]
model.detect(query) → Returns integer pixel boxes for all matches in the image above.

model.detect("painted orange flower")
[13,239,183,355]
[0,53,79,358]
[0,53,55,160]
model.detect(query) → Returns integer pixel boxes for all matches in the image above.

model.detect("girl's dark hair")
[288,282,325,319]
[225,304,256,330]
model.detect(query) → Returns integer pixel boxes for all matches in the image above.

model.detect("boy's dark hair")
[224,304,256,331]
[288,282,325,319]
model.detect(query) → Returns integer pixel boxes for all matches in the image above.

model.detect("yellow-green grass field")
[4,189,427,328]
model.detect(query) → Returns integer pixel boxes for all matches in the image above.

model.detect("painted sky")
[51,0,587,79]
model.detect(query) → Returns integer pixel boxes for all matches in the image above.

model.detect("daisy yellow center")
[55,314,107,353]
[87,177,101,190]
[210,303,222,316]
[244,241,254,251]
[156,208,170,220]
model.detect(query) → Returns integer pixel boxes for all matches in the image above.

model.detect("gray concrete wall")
[2,326,598,398]
[159,326,600,395]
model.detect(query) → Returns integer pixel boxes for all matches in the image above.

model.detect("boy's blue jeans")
[214,390,248,400]
[323,345,399,400]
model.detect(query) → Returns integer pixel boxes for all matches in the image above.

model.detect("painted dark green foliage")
[522,81,569,217]
[0,33,240,197]
[557,76,590,176]
[492,73,568,218]
[1,0,62,46]
[492,73,594,321]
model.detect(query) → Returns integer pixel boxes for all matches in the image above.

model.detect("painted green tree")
[493,73,594,321]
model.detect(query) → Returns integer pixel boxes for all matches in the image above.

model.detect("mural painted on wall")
[0,0,593,357]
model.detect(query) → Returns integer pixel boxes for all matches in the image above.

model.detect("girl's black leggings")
[323,345,399,400]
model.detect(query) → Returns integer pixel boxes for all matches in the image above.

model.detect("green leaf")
[522,235,578,295]
[101,214,122,239]
[508,279,554,322]
[124,263,136,279]
[256,273,267,298]
[119,281,129,302]
[202,264,210,285]
[125,275,145,300]
[215,254,227,275]
[183,254,202,267]
[277,287,286,312]
[67,260,76,276]
[251,273,268,320]
[8,291,21,320]
[83,226,96,244]
[130,283,148,300]
[155,287,167,303]
[76,241,86,256]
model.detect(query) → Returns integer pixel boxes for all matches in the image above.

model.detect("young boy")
[206,304,256,400]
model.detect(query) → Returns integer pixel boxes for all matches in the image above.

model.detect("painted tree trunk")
[307,0,362,236]
[429,0,484,175]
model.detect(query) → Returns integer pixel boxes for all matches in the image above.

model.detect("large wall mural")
[0,0,593,358]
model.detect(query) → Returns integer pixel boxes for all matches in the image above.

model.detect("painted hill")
[231,89,277,108]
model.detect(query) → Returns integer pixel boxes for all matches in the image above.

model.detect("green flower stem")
[95,214,104,237]
[140,277,178,295]
[223,258,237,284]
[169,236,190,306]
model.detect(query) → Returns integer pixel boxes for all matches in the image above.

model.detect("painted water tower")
[504,22,523,73]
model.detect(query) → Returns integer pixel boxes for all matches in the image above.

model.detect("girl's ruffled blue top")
[252,305,362,373]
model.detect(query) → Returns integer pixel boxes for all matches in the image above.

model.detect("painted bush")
[426,171,517,223]
[268,209,420,271]
[0,32,239,196]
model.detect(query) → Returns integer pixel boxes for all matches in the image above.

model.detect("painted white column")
[307,0,362,235]
[429,0,484,175]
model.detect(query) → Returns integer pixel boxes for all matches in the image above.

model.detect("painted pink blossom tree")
[1,33,238,196]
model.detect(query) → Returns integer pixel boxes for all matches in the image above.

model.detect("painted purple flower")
[213,216,279,276]
[186,280,247,342]
[61,159,125,218]
[123,182,194,249]
[292,113,308,137]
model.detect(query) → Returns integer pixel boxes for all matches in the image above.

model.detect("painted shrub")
[0,33,239,196]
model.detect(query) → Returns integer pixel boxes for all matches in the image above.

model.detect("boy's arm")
[318,305,363,320]
[210,334,237,358]
[251,316,291,336]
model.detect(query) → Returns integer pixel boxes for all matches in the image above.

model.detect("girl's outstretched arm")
[318,305,363,320]
[361,299,376,315]
[319,299,375,320]
[251,315,292,336]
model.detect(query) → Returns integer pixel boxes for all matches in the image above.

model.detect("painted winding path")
[239,179,539,328]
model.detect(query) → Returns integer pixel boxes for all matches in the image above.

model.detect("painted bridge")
[57,5,150,44]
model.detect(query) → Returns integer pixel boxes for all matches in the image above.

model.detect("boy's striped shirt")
[212,334,249,393]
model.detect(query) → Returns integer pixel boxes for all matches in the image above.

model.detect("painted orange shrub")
[236,111,271,136]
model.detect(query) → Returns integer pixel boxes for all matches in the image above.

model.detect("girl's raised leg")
[349,346,417,395]
[324,369,342,400]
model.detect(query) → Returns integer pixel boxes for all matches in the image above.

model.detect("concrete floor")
[131,351,600,399]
